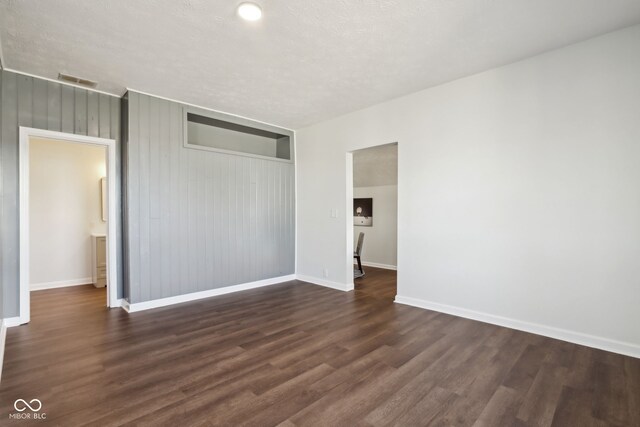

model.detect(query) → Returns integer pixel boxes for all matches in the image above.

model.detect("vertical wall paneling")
[221,157,230,286]
[124,92,295,303]
[87,91,99,137]
[98,94,110,139]
[121,93,131,301]
[179,100,189,296]
[74,89,87,135]
[126,93,140,303]
[228,156,237,285]
[1,72,19,317]
[46,82,61,132]
[60,85,74,133]
[169,102,181,297]
[32,79,47,129]
[187,150,196,290]
[213,156,223,288]
[138,94,150,302]
[0,71,122,316]
[242,159,250,284]
[17,75,33,128]
[148,96,161,299]
[197,153,206,291]
[159,99,171,298]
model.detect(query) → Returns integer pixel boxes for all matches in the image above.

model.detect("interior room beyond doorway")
[351,143,398,298]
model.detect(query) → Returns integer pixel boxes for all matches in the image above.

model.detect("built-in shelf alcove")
[184,108,292,162]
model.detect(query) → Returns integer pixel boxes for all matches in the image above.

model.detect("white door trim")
[345,152,355,288]
[18,127,119,324]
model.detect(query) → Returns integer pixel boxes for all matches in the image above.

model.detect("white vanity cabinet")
[92,234,107,288]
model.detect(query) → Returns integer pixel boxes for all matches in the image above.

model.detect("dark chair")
[354,232,365,277]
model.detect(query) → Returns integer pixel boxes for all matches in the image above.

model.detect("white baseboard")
[31,277,93,291]
[124,275,296,313]
[296,275,354,292]
[3,317,22,328]
[356,261,397,271]
[394,295,640,359]
[0,320,6,383]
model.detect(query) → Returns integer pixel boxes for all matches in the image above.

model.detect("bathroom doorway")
[18,127,118,324]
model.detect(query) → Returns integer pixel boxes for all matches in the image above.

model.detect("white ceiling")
[353,143,397,187]
[1,1,639,129]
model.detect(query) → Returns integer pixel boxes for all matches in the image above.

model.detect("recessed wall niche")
[184,108,292,161]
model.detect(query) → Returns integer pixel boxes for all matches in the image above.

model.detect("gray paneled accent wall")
[124,92,295,304]
[0,70,122,317]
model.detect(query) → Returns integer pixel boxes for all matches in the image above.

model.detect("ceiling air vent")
[57,72,98,88]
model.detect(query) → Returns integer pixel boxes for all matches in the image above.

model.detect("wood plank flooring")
[1,268,638,426]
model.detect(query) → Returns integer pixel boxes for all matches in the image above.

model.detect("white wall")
[29,137,106,289]
[354,185,397,268]
[296,25,640,355]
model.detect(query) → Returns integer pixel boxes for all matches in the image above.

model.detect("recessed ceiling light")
[237,2,262,21]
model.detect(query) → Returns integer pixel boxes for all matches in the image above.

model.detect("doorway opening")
[19,127,118,324]
[347,143,398,301]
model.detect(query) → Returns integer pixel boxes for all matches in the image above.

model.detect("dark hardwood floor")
[1,268,638,426]
[354,266,397,301]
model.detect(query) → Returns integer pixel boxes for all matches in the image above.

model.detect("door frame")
[346,142,399,289]
[345,152,355,289]
[18,127,119,324]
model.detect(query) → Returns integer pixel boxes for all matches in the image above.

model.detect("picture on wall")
[353,198,373,226]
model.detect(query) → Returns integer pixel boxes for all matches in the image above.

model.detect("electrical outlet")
[323,268,329,278]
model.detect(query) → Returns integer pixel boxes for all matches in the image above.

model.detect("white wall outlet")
[323,268,329,278]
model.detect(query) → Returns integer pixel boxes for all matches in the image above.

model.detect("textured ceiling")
[353,143,397,187]
[1,1,639,129]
